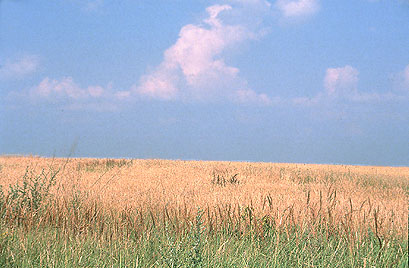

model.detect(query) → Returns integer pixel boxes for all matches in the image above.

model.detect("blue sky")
[1,0,408,166]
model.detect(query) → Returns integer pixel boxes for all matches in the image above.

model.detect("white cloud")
[87,85,104,97]
[205,5,233,27]
[135,66,179,100]
[134,3,271,104]
[0,55,39,79]
[291,65,367,106]
[293,64,408,106]
[16,76,131,110]
[115,90,132,100]
[390,64,409,95]
[85,0,104,12]
[399,64,409,91]
[324,65,359,98]
[234,89,272,105]
[31,77,106,100]
[275,0,319,18]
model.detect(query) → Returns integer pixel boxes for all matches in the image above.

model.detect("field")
[0,156,408,267]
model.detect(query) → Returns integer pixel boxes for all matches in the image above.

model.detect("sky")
[1,0,408,166]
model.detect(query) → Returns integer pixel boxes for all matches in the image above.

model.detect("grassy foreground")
[0,156,408,267]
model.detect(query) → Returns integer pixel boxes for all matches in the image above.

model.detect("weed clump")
[211,171,240,187]
[77,159,133,172]
[0,165,60,225]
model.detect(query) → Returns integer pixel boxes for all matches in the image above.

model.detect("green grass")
[0,220,407,267]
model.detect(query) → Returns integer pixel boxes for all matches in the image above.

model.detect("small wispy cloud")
[84,0,104,12]
[0,55,39,79]
[234,89,273,105]
[114,90,132,100]
[16,76,128,111]
[395,64,409,93]
[403,65,409,89]
[31,77,105,99]
[324,65,359,98]
[29,77,134,102]
[275,0,320,18]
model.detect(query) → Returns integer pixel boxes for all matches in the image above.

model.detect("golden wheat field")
[0,156,408,239]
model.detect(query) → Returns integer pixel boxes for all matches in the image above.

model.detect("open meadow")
[0,156,408,267]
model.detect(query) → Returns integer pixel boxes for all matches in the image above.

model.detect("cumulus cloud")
[395,64,409,92]
[29,77,131,101]
[275,0,320,18]
[31,77,102,99]
[20,77,130,110]
[324,65,359,98]
[293,64,408,106]
[135,65,179,100]
[234,89,273,105]
[292,65,364,106]
[114,90,132,100]
[29,77,134,101]
[134,3,271,104]
[322,65,388,102]
[0,55,39,79]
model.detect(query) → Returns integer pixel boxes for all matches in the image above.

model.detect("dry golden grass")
[0,156,408,239]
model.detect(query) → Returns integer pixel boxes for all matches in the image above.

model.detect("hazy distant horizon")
[2,153,408,168]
